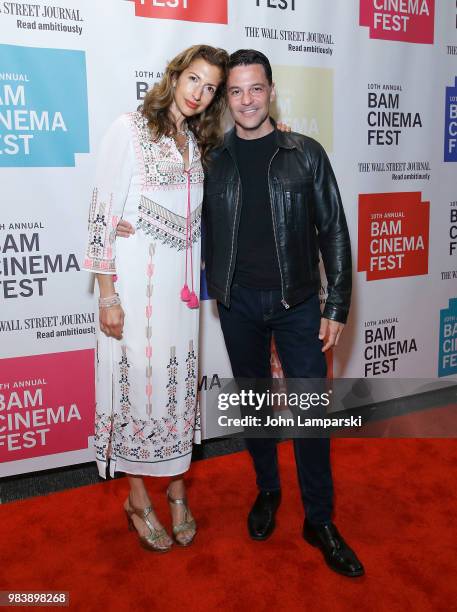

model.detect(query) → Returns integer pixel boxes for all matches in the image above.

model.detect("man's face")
[226,63,275,134]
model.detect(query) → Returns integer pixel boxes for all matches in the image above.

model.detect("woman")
[84,45,228,552]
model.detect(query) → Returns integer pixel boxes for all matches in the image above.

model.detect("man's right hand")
[116,219,135,238]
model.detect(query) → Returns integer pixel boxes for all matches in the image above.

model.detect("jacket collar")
[222,117,296,153]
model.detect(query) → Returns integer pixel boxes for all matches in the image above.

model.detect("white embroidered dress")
[84,112,202,478]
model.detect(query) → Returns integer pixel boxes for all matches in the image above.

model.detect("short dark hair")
[228,49,272,85]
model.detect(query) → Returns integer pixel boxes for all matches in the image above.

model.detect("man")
[117,49,364,577]
[203,50,363,578]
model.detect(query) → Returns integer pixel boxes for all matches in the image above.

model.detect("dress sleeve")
[83,115,133,274]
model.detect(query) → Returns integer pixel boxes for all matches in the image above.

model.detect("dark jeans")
[217,285,333,524]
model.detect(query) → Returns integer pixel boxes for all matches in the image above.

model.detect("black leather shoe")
[303,519,365,577]
[247,490,281,540]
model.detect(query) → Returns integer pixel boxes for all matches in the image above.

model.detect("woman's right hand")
[99,304,125,339]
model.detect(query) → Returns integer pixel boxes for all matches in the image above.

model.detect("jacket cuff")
[322,303,349,325]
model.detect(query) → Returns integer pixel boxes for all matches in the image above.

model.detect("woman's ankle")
[168,478,186,498]
[129,489,150,508]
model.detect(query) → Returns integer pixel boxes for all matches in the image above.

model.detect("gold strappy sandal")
[125,496,173,553]
[167,488,197,547]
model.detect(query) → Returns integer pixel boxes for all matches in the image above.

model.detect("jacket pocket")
[282,179,313,231]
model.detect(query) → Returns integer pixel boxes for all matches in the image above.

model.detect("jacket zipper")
[268,148,290,309]
[225,164,242,303]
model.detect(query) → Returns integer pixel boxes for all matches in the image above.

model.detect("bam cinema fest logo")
[363,317,417,376]
[0,228,80,300]
[367,86,422,146]
[444,77,457,162]
[0,350,94,462]
[0,44,89,167]
[360,0,435,44]
[358,192,429,280]
[272,66,333,152]
[438,298,457,377]
[128,0,228,24]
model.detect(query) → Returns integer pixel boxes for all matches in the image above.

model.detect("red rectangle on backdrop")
[129,0,228,24]
[360,0,435,44]
[0,350,94,463]
[357,192,430,281]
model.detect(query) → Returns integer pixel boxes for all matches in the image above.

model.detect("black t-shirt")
[233,130,282,289]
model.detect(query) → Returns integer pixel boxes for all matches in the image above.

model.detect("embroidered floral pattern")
[182,340,198,434]
[166,347,179,419]
[110,344,195,463]
[137,195,202,251]
[145,243,155,416]
[98,342,199,466]
[84,188,118,273]
[128,112,205,189]
[110,415,193,464]
[94,412,112,464]
[119,345,131,419]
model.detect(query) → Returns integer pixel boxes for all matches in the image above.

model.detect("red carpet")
[1,439,457,611]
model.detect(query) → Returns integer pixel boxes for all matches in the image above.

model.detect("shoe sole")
[173,533,197,547]
[126,508,173,553]
[303,532,365,578]
[139,539,172,553]
[248,520,276,541]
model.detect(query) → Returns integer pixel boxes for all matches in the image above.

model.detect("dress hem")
[96,454,194,478]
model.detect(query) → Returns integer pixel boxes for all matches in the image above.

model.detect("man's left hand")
[319,318,344,352]
[277,121,291,133]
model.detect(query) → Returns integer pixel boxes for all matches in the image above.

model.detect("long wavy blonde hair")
[141,45,228,163]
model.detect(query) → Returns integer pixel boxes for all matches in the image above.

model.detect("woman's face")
[172,57,223,119]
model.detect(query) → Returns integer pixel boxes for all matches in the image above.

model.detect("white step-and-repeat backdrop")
[1,0,456,476]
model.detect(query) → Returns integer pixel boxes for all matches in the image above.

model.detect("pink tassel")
[182,172,199,309]
[187,291,199,309]
[181,284,191,301]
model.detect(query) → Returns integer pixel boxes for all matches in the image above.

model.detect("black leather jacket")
[203,125,352,324]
